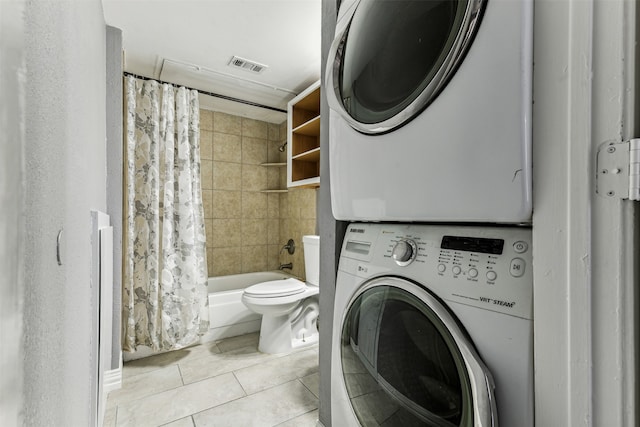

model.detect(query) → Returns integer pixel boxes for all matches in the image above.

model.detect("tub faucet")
[279,262,293,270]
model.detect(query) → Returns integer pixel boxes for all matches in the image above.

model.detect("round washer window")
[331,0,485,133]
[340,283,474,426]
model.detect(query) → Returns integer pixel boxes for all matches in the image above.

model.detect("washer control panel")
[340,223,533,319]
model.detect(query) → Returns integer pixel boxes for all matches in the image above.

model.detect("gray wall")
[23,1,107,425]
[0,0,26,425]
[318,1,343,426]
[106,25,123,370]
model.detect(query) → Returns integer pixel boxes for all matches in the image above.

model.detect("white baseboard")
[103,352,122,394]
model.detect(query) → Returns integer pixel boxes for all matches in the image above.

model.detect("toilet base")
[258,323,319,354]
[257,297,319,354]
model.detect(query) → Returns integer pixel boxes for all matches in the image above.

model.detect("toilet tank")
[303,235,320,286]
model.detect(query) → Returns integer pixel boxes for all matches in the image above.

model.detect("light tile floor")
[104,333,320,427]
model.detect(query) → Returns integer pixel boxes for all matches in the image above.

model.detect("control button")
[437,264,446,273]
[486,270,497,281]
[392,239,417,266]
[468,268,478,278]
[513,241,529,253]
[452,266,462,275]
[510,258,526,277]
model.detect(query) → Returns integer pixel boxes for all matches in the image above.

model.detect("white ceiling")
[102,0,322,123]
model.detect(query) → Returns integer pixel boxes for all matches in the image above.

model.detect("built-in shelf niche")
[288,80,320,188]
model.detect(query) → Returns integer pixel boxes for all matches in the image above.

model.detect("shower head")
[278,142,287,152]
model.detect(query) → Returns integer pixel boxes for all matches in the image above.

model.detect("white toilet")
[242,235,320,354]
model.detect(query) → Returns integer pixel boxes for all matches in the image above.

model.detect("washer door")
[327,0,485,134]
[339,277,496,426]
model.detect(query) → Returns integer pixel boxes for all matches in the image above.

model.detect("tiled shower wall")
[200,109,317,280]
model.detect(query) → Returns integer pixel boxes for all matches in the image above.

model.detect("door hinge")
[596,139,640,201]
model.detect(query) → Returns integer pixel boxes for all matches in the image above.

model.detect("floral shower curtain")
[123,76,209,352]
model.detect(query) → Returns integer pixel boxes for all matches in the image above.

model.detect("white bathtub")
[201,270,295,343]
[124,271,293,361]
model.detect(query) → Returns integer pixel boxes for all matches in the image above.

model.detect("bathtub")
[123,271,293,361]
[201,270,295,343]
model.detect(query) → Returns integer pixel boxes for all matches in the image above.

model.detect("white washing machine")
[326,0,533,223]
[332,223,533,426]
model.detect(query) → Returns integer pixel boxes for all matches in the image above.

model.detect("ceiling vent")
[228,56,268,74]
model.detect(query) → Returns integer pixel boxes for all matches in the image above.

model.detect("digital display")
[441,236,504,254]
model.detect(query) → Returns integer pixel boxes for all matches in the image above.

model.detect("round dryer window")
[327,0,486,134]
[339,277,496,426]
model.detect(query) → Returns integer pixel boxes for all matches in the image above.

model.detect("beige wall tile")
[212,190,241,218]
[211,247,243,277]
[267,219,280,245]
[211,219,242,248]
[200,109,213,131]
[300,219,317,236]
[200,130,213,160]
[289,219,301,245]
[299,189,317,219]
[279,194,289,219]
[202,190,213,219]
[279,219,290,244]
[242,192,267,219]
[242,219,268,246]
[214,112,241,135]
[205,219,214,248]
[267,245,280,271]
[267,194,280,219]
[268,123,280,141]
[200,112,316,278]
[267,140,284,163]
[288,204,301,220]
[241,164,267,192]
[241,118,268,139]
[267,169,280,191]
[241,137,268,165]
[206,247,215,277]
[213,161,242,191]
[213,132,241,163]
[242,245,268,273]
[201,160,214,190]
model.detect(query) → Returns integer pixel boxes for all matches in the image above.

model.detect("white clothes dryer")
[326,0,533,223]
[332,223,533,426]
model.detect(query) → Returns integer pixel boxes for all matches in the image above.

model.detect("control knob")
[392,239,417,266]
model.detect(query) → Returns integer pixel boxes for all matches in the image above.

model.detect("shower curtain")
[123,76,209,352]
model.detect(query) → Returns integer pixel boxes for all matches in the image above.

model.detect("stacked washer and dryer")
[326,0,533,426]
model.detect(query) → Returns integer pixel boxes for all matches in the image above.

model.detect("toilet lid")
[244,278,306,298]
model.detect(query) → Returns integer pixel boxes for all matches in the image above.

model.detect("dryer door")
[339,277,496,426]
[327,0,485,134]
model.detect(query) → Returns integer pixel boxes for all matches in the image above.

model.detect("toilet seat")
[244,278,306,298]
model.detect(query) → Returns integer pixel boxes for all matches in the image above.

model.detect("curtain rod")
[123,72,287,114]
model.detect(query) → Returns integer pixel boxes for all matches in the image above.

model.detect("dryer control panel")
[339,223,533,320]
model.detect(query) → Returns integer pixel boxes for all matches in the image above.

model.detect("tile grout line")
[177,363,186,386]
[298,377,319,399]
[117,337,316,422]
[188,378,317,425]
[121,341,218,381]
[271,407,319,427]
[232,370,250,396]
